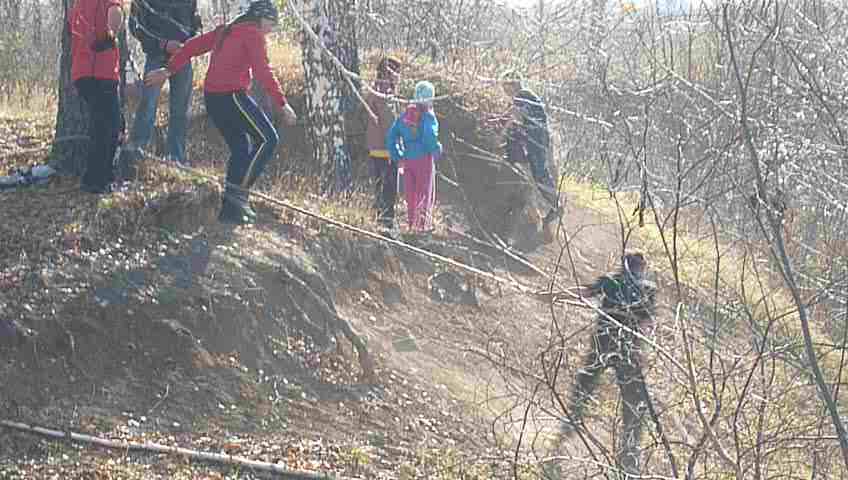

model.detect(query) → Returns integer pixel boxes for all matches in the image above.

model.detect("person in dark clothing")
[125,0,202,170]
[145,0,296,224]
[562,252,657,478]
[0,318,20,348]
[69,0,126,194]
[365,56,402,233]
[502,73,561,243]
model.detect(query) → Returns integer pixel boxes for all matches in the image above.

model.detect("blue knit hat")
[246,0,279,23]
[414,81,435,104]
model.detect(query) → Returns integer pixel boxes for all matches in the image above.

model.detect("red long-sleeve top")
[168,23,287,108]
[70,0,122,82]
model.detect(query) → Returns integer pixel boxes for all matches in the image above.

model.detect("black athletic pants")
[75,77,121,190]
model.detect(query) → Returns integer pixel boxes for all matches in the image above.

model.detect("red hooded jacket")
[70,0,122,82]
[167,23,287,108]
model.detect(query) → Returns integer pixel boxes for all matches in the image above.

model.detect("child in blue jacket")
[386,81,442,232]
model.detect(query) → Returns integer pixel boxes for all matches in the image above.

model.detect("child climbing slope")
[144,0,297,224]
[385,81,442,232]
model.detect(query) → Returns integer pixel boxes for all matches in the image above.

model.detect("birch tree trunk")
[301,0,358,195]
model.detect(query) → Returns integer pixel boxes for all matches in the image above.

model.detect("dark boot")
[218,199,253,224]
[219,188,255,224]
[115,146,142,182]
[542,206,562,226]
[542,207,562,244]
[81,182,112,194]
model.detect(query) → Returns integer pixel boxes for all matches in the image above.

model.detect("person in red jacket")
[69,0,125,194]
[145,0,297,224]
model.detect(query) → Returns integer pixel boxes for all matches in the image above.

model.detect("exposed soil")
[0,88,639,479]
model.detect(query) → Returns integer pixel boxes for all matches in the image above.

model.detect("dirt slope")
[0,86,646,479]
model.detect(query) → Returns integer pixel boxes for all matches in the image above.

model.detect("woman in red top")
[145,0,297,224]
[69,0,125,193]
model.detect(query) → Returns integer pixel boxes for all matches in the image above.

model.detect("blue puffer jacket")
[386,105,442,164]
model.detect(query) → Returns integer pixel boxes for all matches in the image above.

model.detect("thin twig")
[721,3,848,469]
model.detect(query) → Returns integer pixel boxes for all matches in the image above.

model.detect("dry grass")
[563,175,844,372]
[562,174,846,476]
[0,39,837,376]
[0,82,57,122]
[2,42,844,477]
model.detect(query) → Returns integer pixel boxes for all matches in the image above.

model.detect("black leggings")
[370,156,398,227]
[204,91,279,192]
[569,317,648,476]
[75,78,121,189]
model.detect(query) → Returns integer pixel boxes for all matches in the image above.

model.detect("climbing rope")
[128,145,584,304]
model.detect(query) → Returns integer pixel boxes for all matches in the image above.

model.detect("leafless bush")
[0,0,64,96]
[442,0,848,477]
[25,0,848,476]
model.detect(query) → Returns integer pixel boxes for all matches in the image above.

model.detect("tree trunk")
[119,28,129,110]
[588,0,607,85]
[537,0,546,97]
[50,0,90,176]
[336,0,360,95]
[301,0,358,195]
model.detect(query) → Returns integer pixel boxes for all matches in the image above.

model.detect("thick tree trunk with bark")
[301,0,358,195]
[50,0,90,176]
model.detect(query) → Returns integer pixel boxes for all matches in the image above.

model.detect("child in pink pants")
[401,151,437,230]
[386,81,442,232]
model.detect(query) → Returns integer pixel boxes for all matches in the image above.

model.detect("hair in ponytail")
[214,13,259,51]
[215,0,279,50]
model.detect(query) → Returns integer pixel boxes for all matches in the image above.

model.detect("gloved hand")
[92,32,117,52]
[192,13,203,34]
[281,103,297,126]
[507,142,526,164]
[118,112,127,144]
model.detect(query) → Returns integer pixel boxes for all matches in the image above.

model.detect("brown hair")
[377,56,402,81]
[622,252,647,273]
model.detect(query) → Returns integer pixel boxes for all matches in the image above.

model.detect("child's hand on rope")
[144,68,169,87]
[281,103,297,126]
[118,113,127,144]
[163,40,183,55]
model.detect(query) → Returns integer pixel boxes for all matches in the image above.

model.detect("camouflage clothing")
[566,268,657,477]
[505,88,559,214]
[589,272,657,320]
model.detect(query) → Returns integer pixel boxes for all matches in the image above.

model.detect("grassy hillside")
[0,38,844,479]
